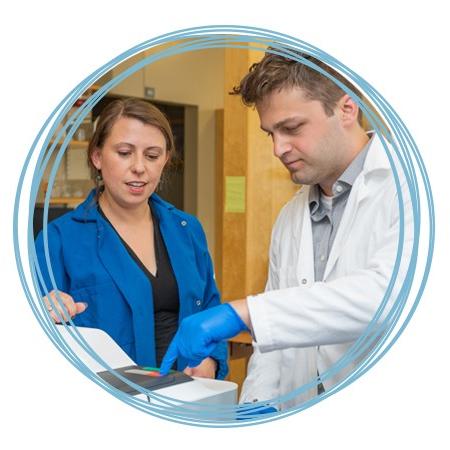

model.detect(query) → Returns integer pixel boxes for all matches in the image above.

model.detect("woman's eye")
[118,151,130,157]
[146,154,159,160]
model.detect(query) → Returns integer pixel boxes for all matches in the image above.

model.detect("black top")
[98,205,180,367]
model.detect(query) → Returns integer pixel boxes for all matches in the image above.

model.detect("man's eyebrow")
[260,116,304,132]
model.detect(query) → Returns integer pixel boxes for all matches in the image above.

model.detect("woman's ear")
[338,94,359,127]
[91,147,102,170]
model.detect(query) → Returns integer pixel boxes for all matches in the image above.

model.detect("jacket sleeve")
[247,179,414,353]
[34,223,69,296]
[239,227,282,404]
[192,217,229,380]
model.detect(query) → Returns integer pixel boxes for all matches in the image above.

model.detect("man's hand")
[159,303,248,375]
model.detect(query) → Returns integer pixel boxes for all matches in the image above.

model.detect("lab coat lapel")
[323,176,369,280]
[295,187,315,285]
[96,219,156,365]
[323,135,389,280]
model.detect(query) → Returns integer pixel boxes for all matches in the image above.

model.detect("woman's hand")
[43,289,88,323]
[183,357,217,379]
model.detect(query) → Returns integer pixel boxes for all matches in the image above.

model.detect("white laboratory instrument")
[54,325,237,408]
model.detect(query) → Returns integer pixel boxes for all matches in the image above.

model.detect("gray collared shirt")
[309,136,373,281]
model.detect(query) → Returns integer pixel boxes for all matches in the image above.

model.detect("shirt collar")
[309,184,321,216]
[337,133,373,187]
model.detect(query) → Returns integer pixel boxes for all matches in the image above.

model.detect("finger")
[48,304,68,323]
[60,295,77,318]
[43,294,55,312]
[75,302,88,315]
[53,304,69,322]
[159,339,179,376]
[49,291,77,318]
[49,310,62,324]
[183,367,193,376]
[44,291,68,323]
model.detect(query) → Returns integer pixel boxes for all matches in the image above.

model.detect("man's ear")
[338,94,359,127]
[91,147,102,170]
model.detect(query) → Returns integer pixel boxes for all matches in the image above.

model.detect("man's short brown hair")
[232,48,363,124]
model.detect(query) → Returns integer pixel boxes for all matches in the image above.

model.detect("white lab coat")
[240,134,413,410]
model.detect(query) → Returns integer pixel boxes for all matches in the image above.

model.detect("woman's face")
[91,116,169,209]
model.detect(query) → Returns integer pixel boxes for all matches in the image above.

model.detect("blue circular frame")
[13,25,435,427]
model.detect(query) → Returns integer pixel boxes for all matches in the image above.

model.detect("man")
[160,49,412,410]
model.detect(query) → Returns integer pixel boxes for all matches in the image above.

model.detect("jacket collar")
[71,189,176,223]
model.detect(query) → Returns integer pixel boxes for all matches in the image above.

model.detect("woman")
[35,98,227,379]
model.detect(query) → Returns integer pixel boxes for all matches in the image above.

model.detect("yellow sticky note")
[225,176,246,213]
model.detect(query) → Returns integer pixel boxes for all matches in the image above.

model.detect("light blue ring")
[13,25,434,427]
[24,39,410,426]
[17,29,428,426]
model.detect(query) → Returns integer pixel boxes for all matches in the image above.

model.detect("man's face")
[257,87,350,191]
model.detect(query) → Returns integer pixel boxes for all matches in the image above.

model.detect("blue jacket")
[35,190,228,379]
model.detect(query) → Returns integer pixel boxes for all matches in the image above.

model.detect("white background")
[1,1,448,448]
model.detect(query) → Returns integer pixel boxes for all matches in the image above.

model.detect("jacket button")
[301,278,307,285]
[196,299,201,306]
[181,220,187,226]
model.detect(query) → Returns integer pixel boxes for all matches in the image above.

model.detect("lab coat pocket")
[71,281,136,360]
[71,282,132,338]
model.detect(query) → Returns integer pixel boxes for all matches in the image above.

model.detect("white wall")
[110,46,225,258]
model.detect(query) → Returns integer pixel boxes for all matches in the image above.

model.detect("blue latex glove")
[159,303,248,375]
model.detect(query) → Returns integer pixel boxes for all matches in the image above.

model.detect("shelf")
[228,332,252,345]
[69,140,89,149]
[48,139,89,149]
[49,197,85,208]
